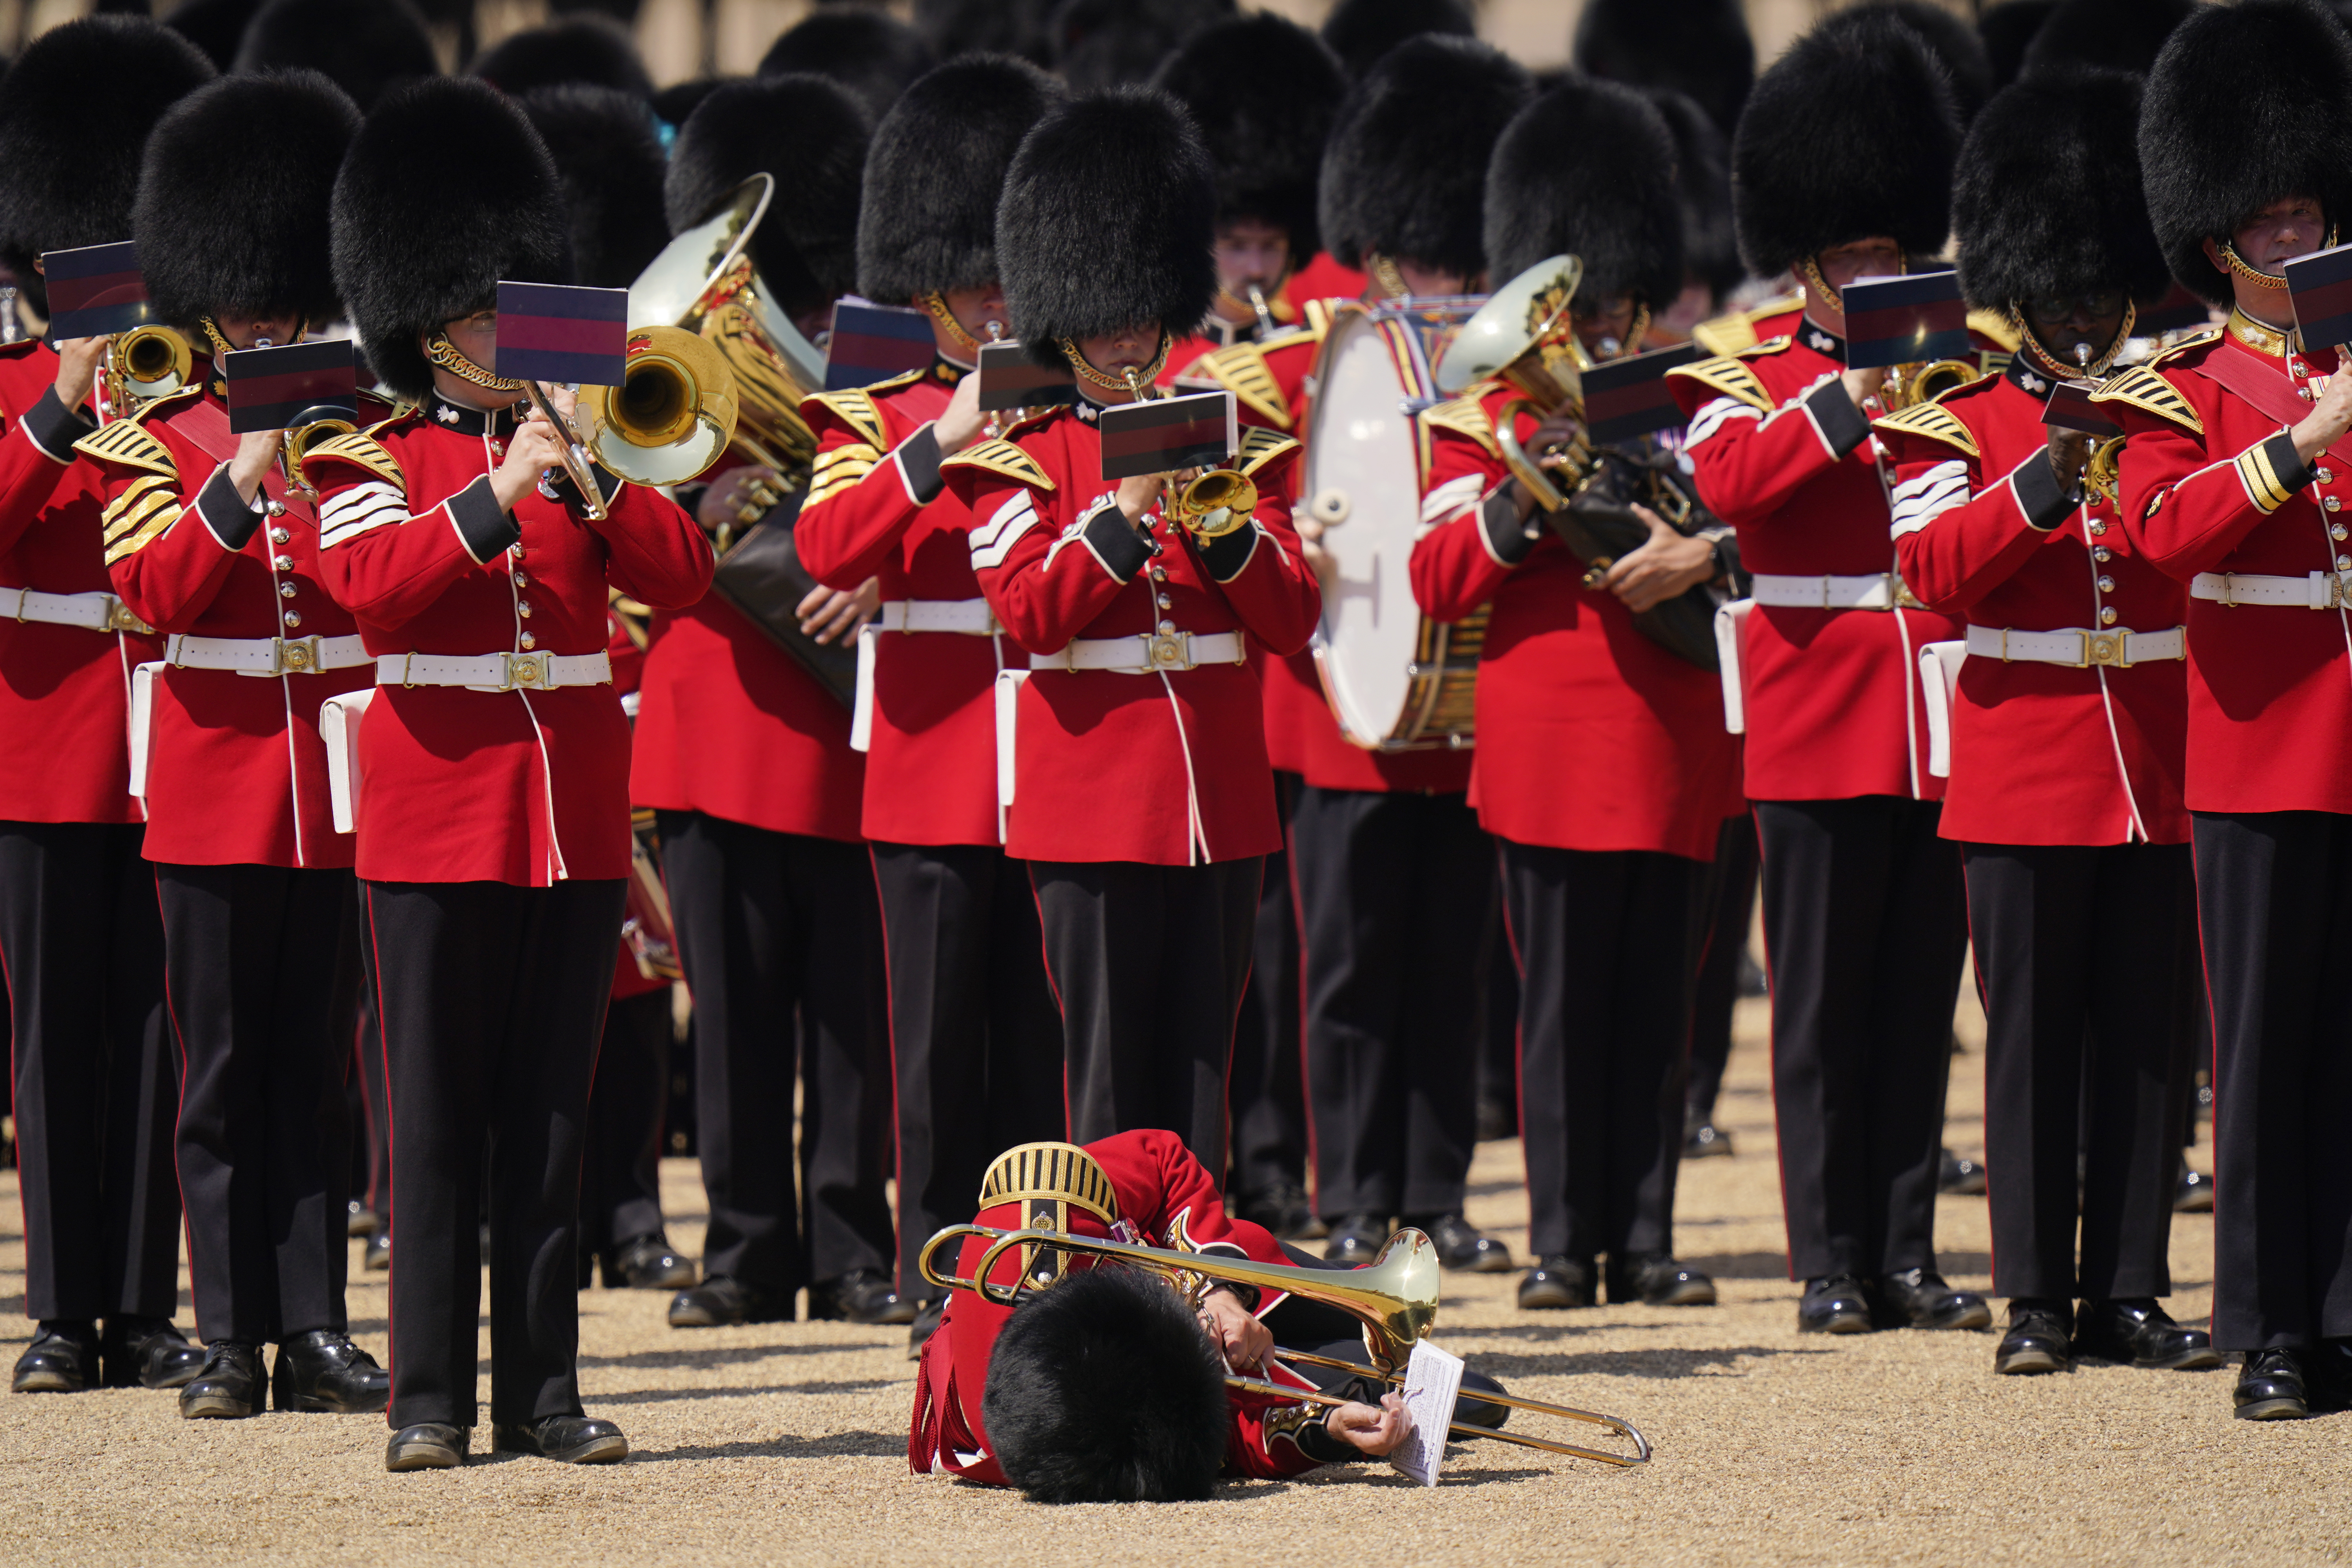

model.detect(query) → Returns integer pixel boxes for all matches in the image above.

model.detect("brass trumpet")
[916,1222,1651,1468]
[1875,357,1979,412]
[282,411,356,497]
[101,323,194,421]
[1118,365,1258,541]
[2083,434,2125,505]
[1434,254,1594,512]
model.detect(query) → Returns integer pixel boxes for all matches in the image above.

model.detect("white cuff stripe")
[1686,397,1762,448]
[319,497,409,549]
[1889,460,1970,539]
[1420,473,1485,524]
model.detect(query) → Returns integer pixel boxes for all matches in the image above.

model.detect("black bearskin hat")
[163,0,266,70]
[857,56,1062,305]
[998,86,1216,367]
[1047,0,1231,93]
[1731,7,1962,281]
[1648,87,1741,303]
[1981,0,2058,91]
[518,84,668,290]
[0,16,215,316]
[1954,67,2169,313]
[1573,0,1753,138]
[665,74,870,324]
[1318,35,1533,279]
[472,16,652,100]
[760,8,937,122]
[2141,0,2352,306]
[1863,1,1994,122]
[1319,0,1474,80]
[331,76,570,400]
[1485,78,1682,308]
[651,78,726,132]
[135,71,359,330]
[1152,13,1347,258]
[2022,0,2193,80]
[982,1269,1230,1504]
[235,0,439,113]
[915,0,1056,64]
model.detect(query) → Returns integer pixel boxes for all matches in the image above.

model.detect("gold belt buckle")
[2081,630,2125,668]
[1144,631,1192,671]
[102,595,153,635]
[1893,578,1926,610]
[273,635,322,675]
[502,651,549,690]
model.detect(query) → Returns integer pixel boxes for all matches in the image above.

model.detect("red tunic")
[1878,359,2189,846]
[793,361,1018,847]
[907,1129,1325,1487]
[940,404,1321,865]
[0,340,158,824]
[310,403,713,885]
[1667,323,1964,801]
[2108,318,2352,815]
[1410,385,1739,859]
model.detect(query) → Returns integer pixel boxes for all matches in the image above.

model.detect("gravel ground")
[4,996,2345,1568]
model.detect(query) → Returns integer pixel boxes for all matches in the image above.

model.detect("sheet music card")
[1388,1339,1464,1488]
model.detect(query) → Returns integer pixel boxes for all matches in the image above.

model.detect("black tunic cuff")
[21,385,94,463]
[1080,500,1152,582]
[2010,449,2076,532]
[448,474,523,563]
[1480,490,1536,565]
[1803,379,1873,460]
[1197,521,1260,582]
[194,463,262,552]
[1295,1417,1356,1466]
[895,424,944,505]
[2263,432,2313,501]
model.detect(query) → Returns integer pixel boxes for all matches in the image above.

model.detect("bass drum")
[1302,299,1488,751]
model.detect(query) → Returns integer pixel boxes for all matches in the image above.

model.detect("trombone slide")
[522,379,609,522]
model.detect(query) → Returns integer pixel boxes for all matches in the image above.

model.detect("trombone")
[916,1222,1651,1469]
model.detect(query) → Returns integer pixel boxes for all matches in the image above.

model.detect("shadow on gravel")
[641,1429,907,1464]
[1684,1251,1792,1278]
[1475,1345,1822,1379]
[595,1377,898,1405]
[577,1340,893,1370]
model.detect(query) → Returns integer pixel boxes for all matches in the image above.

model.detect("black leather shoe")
[2299,1338,2352,1413]
[1682,1121,1734,1159]
[809,1268,917,1325]
[272,1330,390,1413]
[2234,1346,2310,1420]
[492,1414,627,1464]
[1322,1213,1392,1265]
[12,1321,98,1393]
[1518,1255,1596,1310]
[1938,1149,1988,1196]
[385,1423,469,1471]
[1608,1252,1717,1306]
[101,1316,204,1389]
[346,1199,376,1238]
[179,1341,265,1419]
[605,1233,697,1291]
[363,1228,390,1271]
[1993,1300,2073,1374]
[907,1297,945,1360]
[666,1275,785,1328]
[2174,1164,2215,1214]
[1416,1213,1515,1273]
[1235,1183,1323,1241]
[1873,1268,1993,1331]
[2073,1299,2221,1371]
[1798,1274,1873,1334]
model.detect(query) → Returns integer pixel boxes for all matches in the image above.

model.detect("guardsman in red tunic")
[83,71,393,1424]
[794,57,1067,1350]
[2109,0,2352,1420]
[630,78,904,1336]
[1414,79,1740,1313]
[1664,9,1987,1338]
[0,16,210,1399]
[939,89,1322,1184]
[315,79,712,1471]
[1874,67,2215,1381]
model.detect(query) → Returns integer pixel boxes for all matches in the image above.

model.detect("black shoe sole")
[496,1429,628,1464]
[1517,1285,1593,1310]
[11,1369,86,1394]
[1994,1347,2070,1375]
[386,1438,466,1471]
[2085,1343,2225,1372]
[273,1372,390,1415]
[1645,1281,1719,1307]
[180,1391,257,1419]
[1909,1303,1996,1332]
[1441,1253,1519,1275]
[1799,1311,1873,1335]
[2234,1395,2309,1420]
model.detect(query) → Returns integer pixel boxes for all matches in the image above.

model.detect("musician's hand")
[796,577,880,645]
[1294,512,1338,590]
[52,336,108,412]
[228,429,281,506]
[1530,410,1586,471]
[935,372,987,454]
[1840,364,1890,410]
[490,407,572,512]
[1116,471,1167,527]
[2292,357,2352,466]
[2045,426,2094,494]
[1601,503,1717,613]
[697,464,783,530]
[1325,1393,1413,1458]
[1196,1287,1271,1376]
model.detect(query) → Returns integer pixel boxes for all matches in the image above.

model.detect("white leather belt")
[1962,624,2185,668]
[2191,570,2352,609]
[1027,630,1246,674]
[872,597,998,635]
[375,650,611,692]
[1749,572,1924,611]
[3,586,152,635]
[168,632,371,676]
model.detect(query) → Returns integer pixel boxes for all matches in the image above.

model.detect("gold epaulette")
[978,1141,1120,1225]
[73,418,178,479]
[1871,401,1980,459]
[1965,308,2023,353]
[1667,352,1775,414]
[1233,426,1300,476]
[305,430,405,490]
[940,436,1055,492]
[1691,290,1803,357]
[2150,327,2224,366]
[1301,298,1335,339]
[1196,340,1292,429]
[1419,389,1499,457]
[803,369,923,450]
[2090,363,2203,435]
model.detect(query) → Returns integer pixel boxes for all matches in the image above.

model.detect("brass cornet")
[1119,365,1259,541]
[1875,356,1980,412]
[101,323,193,420]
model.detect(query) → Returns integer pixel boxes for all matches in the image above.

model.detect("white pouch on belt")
[991,668,1030,844]
[849,622,880,753]
[1918,640,1967,779]
[127,661,163,799]
[319,687,377,834]
[1713,599,1755,735]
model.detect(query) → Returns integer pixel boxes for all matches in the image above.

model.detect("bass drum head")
[1303,309,1428,748]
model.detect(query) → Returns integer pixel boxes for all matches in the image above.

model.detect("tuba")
[1434,254,1592,511]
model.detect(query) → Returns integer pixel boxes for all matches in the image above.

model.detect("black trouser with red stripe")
[658,810,895,1301]
[1030,857,1261,1179]
[156,862,356,1345]
[1226,771,1308,1203]
[870,840,1063,1299]
[1755,796,1968,1281]
[1502,839,1702,1262]
[1963,841,2194,1303]
[367,876,622,1430]
[1293,785,1492,1221]
[2192,810,2352,1351]
[578,984,672,1261]
[0,820,179,1323]
[1687,812,1760,1128]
